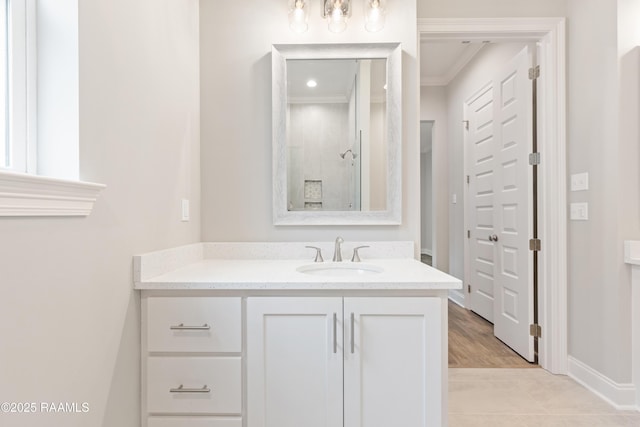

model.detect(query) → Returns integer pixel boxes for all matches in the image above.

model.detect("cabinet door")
[344,297,445,427]
[247,297,343,427]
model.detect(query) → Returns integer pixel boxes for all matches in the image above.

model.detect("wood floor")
[448,301,537,368]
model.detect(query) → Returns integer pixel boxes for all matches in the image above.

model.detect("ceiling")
[287,58,387,102]
[420,41,485,86]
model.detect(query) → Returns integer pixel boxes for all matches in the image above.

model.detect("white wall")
[0,1,200,426]
[420,149,433,254]
[418,0,566,18]
[200,0,419,248]
[420,86,448,271]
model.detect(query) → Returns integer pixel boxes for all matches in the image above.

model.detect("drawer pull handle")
[332,313,337,354]
[169,323,210,330]
[169,384,211,393]
[350,312,355,354]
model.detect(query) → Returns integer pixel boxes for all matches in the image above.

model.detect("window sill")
[0,170,106,217]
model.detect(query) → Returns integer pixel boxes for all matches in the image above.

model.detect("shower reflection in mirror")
[286,58,387,212]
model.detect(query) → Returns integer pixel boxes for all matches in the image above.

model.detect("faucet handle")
[351,246,370,262]
[305,246,324,263]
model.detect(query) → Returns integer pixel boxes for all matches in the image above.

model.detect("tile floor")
[449,369,640,426]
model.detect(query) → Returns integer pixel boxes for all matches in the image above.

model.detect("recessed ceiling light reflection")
[306,80,317,88]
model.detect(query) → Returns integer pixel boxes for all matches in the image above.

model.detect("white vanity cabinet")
[246,296,446,427]
[142,296,243,427]
[136,244,460,427]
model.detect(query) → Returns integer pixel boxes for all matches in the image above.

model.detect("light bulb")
[288,0,308,33]
[328,6,347,33]
[364,0,385,32]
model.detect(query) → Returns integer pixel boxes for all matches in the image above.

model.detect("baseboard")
[420,249,433,256]
[567,356,637,411]
[448,290,465,308]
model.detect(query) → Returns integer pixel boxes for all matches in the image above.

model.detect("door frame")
[417,17,567,375]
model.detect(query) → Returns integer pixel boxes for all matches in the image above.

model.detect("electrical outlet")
[181,199,190,222]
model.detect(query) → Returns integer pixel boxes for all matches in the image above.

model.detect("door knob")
[489,235,499,242]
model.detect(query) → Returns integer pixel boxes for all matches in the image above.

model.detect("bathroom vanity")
[134,242,461,427]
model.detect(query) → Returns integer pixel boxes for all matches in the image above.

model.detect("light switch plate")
[570,172,589,191]
[452,194,457,204]
[181,199,190,222]
[570,202,588,221]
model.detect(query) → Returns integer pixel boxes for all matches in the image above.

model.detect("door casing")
[418,17,567,375]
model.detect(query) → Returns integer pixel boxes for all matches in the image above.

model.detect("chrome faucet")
[332,236,344,262]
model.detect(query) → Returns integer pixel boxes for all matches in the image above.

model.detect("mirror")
[273,43,402,225]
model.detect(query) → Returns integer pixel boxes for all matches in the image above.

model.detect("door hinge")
[467,284,471,293]
[529,152,541,166]
[463,120,469,131]
[530,323,542,338]
[529,238,541,251]
[529,65,540,80]
[467,230,471,239]
[466,175,470,184]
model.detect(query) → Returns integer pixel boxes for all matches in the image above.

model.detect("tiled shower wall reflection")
[288,103,356,210]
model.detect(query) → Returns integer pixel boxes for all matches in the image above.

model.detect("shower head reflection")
[339,149,358,159]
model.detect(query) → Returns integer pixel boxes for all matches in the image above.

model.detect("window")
[1,0,35,173]
[0,1,105,217]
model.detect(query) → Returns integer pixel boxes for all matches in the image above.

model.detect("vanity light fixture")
[289,0,386,33]
[288,0,309,33]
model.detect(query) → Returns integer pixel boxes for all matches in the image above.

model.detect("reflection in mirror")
[272,43,401,225]
[286,58,387,212]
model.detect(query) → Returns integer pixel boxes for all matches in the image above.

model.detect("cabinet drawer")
[148,417,242,427]
[147,357,241,414]
[146,297,241,353]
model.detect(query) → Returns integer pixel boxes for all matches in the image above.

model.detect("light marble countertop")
[133,242,462,291]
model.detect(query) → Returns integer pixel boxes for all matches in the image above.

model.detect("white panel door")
[492,46,534,361]
[247,297,344,427]
[465,46,534,362]
[466,83,497,322]
[343,297,445,427]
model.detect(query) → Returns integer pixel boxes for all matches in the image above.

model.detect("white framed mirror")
[272,43,402,225]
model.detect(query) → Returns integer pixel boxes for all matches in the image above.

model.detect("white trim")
[448,291,465,308]
[568,356,638,411]
[625,245,640,410]
[0,170,106,216]
[418,17,568,374]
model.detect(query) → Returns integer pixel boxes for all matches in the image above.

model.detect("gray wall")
[0,1,200,426]
[565,0,640,384]
[200,0,419,246]
[420,150,433,254]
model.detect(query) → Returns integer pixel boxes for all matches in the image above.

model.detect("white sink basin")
[296,262,384,277]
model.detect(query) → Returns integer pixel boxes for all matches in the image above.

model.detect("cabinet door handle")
[333,313,337,354]
[169,323,210,330]
[350,312,355,354]
[169,384,211,393]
